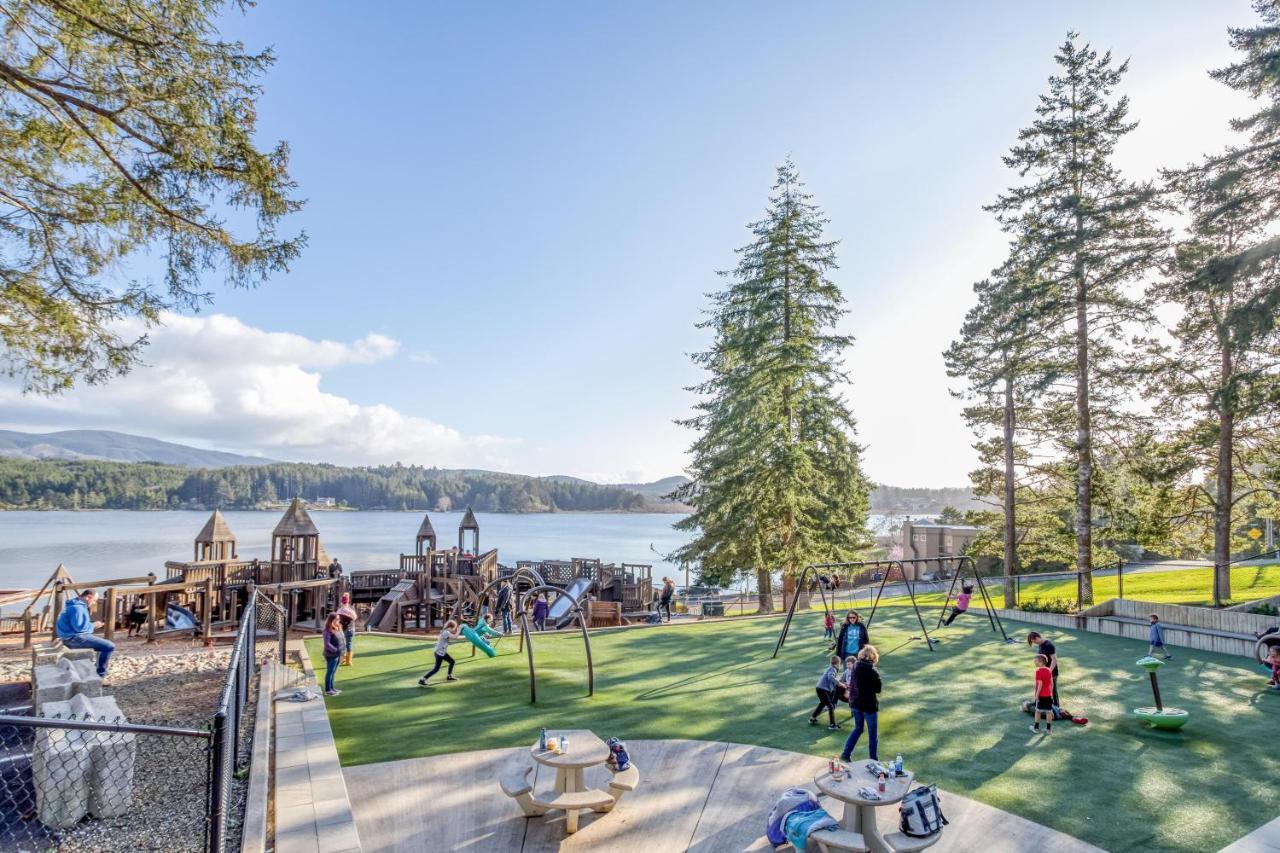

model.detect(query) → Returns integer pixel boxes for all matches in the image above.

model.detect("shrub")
[1018,597,1076,614]
[1247,602,1279,617]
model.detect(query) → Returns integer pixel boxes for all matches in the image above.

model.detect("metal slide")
[549,576,594,629]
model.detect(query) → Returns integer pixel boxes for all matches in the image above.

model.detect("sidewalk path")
[342,738,1103,852]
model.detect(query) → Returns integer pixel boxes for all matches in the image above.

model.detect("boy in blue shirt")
[1148,614,1172,660]
[56,589,115,677]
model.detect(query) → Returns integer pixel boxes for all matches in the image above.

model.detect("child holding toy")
[808,654,843,730]
[1030,653,1054,735]
[418,620,464,686]
[942,585,973,626]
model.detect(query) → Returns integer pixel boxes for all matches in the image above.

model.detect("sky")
[0,0,1261,485]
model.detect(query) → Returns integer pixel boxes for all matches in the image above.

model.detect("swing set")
[904,555,1012,643]
[773,560,936,658]
[772,555,1012,659]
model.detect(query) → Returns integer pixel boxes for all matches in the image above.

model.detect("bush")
[1018,597,1076,614]
[1247,602,1279,617]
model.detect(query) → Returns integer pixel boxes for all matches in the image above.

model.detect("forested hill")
[0,459,654,512]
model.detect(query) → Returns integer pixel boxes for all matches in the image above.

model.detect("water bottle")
[895,754,903,775]
[561,735,569,754]
[539,727,547,751]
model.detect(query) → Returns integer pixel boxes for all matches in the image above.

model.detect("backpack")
[765,787,819,847]
[899,784,948,838]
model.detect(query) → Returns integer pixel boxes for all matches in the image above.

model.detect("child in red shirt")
[823,611,835,641]
[1031,654,1054,734]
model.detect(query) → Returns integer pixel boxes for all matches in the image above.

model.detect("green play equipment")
[1133,656,1189,731]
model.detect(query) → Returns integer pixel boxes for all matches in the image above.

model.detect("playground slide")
[367,580,418,632]
[461,624,497,657]
[549,577,593,629]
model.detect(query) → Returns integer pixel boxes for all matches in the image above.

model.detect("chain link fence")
[0,588,288,852]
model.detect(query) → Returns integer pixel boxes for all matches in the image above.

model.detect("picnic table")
[528,729,613,833]
[815,763,915,853]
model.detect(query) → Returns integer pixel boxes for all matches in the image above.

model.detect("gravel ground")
[1,642,260,852]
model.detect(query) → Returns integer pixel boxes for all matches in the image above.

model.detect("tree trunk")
[756,567,774,613]
[1002,371,1018,608]
[1214,348,1234,606]
[1074,266,1094,607]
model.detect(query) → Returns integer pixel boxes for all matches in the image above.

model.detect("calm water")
[0,510,695,589]
[0,510,906,590]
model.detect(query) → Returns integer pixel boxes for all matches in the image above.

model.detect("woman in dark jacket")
[833,611,869,660]
[839,645,882,762]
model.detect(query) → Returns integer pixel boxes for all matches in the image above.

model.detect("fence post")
[203,577,215,647]
[51,585,63,642]
[1117,561,1124,599]
[147,577,157,643]
[209,709,228,853]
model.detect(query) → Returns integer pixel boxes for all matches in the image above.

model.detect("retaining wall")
[993,598,1276,659]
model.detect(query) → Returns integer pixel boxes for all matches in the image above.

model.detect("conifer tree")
[988,34,1166,604]
[0,0,304,394]
[945,263,1065,607]
[674,161,871,611]
[1145,162,1280,604]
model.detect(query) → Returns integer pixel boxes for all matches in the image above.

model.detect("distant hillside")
[871,484,981,514]
[616,475,690,500]
[0,458,655,513]
[0,430,273,468]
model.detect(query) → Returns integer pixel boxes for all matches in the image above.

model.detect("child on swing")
[943,584,974,626]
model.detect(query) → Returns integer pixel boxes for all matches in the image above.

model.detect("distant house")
[901,520,980,578]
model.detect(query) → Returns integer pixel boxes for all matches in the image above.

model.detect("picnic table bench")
[499,730,642,834]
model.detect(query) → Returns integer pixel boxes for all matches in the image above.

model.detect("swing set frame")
[772,560,936,658]
[910,555,1011,642]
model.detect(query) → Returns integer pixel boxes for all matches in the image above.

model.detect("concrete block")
[34,694,136,826]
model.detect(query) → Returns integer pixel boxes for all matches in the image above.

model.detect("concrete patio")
[341,738,1103,852]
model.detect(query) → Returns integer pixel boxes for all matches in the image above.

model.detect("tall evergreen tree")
[945,263,1065,607]
[1144,162,1280,604]
[988,34,1166,605]
[674,161,871,611]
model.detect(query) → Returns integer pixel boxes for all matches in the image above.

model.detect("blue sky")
[0,1,1258,484]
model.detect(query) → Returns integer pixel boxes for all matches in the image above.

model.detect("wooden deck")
[342,739,1103,852]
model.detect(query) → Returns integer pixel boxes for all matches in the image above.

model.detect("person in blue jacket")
[56,589,114,677]
[833,611,869,661]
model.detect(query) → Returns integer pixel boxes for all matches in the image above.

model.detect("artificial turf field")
[308,607,1280,853]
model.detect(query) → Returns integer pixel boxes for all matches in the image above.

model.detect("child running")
[823,611,835,641]
[1148,614,1172,660]
[808,655,843,730]
[942,585,973,626]
[1030,653,1054,735]
[418,620,464,687]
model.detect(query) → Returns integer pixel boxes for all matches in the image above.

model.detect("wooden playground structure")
[2,501,658,645]
[349,510,656,634]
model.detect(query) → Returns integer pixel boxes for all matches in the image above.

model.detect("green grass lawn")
[308,608,1280,853]
[839,563,1280,611]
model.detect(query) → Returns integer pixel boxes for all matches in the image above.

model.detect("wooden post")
[104,587,116,640]
[22,611,32,649]
[203,577,214,646]
[147,576,157,643]
[51,586,63,642]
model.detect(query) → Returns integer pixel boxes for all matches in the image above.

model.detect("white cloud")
[0,313,511,467]
[408,350,438,365]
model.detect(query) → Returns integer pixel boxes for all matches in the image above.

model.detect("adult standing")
[321,612,345,696]
[56,589,114,678]
[659,577,676,623]
[336,592,357,666]
[839,645,883,762]
[496,580,513,634]
[834,610,869,660]
[1027,631,1060,707]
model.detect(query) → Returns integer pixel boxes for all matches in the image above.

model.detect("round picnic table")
[529,729,611,832]
[815,763,914,853]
